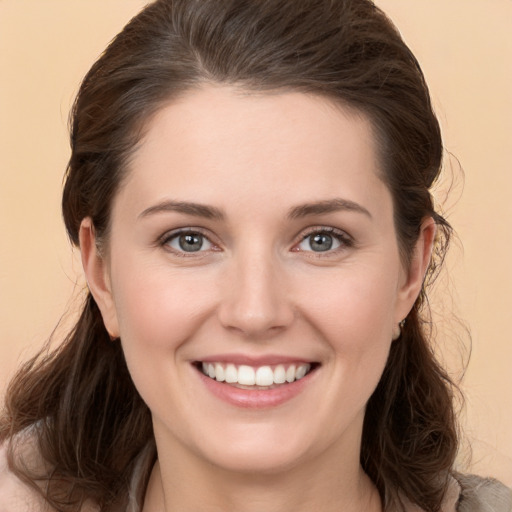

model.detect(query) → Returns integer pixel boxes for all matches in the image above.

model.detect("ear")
[395,217,436,322]
[79,218,120,339]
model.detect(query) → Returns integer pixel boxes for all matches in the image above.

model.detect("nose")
[217,249,295,339]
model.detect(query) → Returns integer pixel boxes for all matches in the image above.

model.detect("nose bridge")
[218,241,293,337]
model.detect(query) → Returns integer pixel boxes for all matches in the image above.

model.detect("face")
[82,86,428,476]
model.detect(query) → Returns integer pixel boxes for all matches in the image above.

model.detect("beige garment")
[0,440,48,512]
[0,459,37,510]
[456,474,512,512]
[396,474,512,512]
[1,440,511,512]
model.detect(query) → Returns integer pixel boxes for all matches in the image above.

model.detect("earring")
[392,319,406,341]
[107,329,119,341]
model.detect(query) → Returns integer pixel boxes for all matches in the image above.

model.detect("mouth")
[194,361,319,390]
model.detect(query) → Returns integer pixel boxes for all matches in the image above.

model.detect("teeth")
[286,365,296,383]
[255,366,274,386]
[238,365,256,385]
[225,364,238,383]
[200,362,312,386]
[295,365,308,380]
[274,365,286,384]
[214,363,225,382]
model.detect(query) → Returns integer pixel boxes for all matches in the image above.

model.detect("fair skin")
[80,86,435,512]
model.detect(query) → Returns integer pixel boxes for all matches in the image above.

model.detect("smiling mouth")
[195,362,318,389]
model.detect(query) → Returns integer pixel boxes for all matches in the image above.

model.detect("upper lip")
[195,354,317,366]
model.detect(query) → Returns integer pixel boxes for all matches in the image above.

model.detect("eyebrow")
[287,198,372,219]
[138,200,225,220]
[138,197,371,221]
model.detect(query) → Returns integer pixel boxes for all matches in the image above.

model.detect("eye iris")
[310,233,333,251]
[178,233,203,252]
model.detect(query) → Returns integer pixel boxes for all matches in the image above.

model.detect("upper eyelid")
[158,227,219,250]
[295,226,353,242]
[160,227,213,241]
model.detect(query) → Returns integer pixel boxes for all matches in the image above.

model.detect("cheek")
[110,260,214,356]
[109,265,210,420]
[296,263,398,400]
[297,262,399,343]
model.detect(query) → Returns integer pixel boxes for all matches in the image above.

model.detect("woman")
[0,0,510,511]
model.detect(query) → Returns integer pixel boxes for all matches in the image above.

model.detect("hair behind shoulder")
[1,294,153,510]
[1,1,460,510]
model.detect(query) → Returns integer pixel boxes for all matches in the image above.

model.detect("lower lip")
[196,367,316,409]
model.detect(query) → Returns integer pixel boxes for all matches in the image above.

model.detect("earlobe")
[79,218,120,339]
[396,217,437,321]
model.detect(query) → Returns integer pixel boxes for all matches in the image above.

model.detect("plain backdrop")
[1,0,511,484]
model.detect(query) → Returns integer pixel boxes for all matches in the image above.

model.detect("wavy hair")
[1,1,459,510]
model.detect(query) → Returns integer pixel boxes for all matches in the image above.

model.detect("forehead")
[114,85,390,222]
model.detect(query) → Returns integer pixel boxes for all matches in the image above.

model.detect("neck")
[143,434,381,512]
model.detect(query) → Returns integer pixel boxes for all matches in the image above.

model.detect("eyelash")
[293,227,354,256]
[158,226,354,256]
[159,228,218,257]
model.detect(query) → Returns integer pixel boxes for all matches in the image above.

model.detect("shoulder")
[396,474,510,512]
[455,473,512,512]
[0,438,53,512]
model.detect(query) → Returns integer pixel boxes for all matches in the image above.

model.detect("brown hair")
[1,0,459,510]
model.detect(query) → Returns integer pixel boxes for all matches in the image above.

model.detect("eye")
[295,228,352,253]
[163,230,214,253]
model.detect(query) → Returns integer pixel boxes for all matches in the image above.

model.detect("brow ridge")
[287,198,372,219]
[139,197,371,222]
[138,200,225,220]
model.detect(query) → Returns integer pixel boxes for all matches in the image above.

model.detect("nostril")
[217,303,295,338]
[217,266,294,336]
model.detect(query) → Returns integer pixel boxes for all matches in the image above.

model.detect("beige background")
[1,0,511,483]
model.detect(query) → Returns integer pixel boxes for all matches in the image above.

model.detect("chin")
[204,444,309,475]
[188,421,326,476]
